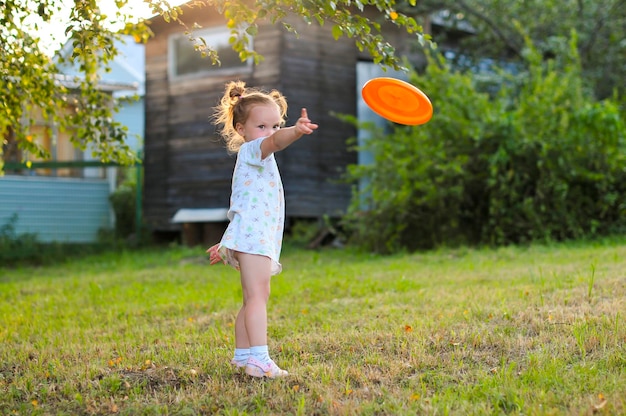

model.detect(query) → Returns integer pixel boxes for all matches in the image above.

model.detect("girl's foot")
[245,356,288,378]
[231,359,247,370]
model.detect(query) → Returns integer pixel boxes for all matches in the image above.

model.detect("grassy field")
[1,238,625,415]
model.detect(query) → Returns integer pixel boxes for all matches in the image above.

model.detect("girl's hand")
[295,108,318,135]
[206,244,224,265]
[261,108,318,158]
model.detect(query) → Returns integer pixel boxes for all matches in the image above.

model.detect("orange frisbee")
[361,77,433,125]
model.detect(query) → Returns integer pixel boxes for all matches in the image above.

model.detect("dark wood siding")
[144,29,171,229]
[277,17,358,217]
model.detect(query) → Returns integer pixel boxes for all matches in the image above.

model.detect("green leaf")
[246,25,258,36]
[332,24,343,40]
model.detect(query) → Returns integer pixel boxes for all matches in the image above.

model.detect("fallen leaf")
[593,399,607,412]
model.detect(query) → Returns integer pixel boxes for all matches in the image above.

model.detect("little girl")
[207,81,318,378]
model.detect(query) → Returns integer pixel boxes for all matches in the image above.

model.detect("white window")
[168,26,252,79]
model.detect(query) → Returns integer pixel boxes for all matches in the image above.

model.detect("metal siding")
[0,176,113,242]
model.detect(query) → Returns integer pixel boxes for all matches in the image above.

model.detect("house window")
[169,26,252,79]
[2,106,95,178]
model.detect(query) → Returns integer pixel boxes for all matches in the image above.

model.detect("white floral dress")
[217,136,285,275]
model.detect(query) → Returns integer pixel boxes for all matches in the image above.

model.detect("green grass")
[1,238,625,415]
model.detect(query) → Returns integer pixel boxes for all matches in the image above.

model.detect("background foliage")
[0,213,123,267]
[405,0,626,100]
[0,0,148,168]
[109,180,137,239]
[2,0,624,168]
[344,35,626,253]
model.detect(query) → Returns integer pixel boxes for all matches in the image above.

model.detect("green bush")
[344,36,626,253]
[109,178,137,239]
[0,214,42,264]
[0,214,126,267]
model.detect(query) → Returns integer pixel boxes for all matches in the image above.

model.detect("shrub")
[109,175,137,239]
[0,214,123,267]
[344,35,626,253]
[0,214,42,264]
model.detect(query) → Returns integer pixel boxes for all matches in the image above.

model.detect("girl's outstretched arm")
[261,108,318,159]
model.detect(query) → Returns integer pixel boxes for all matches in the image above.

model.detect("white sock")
[233,348,250,364]
[250,345,270,364]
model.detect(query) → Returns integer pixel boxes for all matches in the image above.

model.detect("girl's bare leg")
[236,252,272,347]
[233,252,288,378]
[231,306,250,368]
[234,306,249,348]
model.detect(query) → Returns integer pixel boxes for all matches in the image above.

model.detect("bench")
[171,208,229,247]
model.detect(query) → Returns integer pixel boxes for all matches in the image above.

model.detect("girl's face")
[236,103,283,142]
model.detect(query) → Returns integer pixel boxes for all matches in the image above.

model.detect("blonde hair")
[213,80,288,153]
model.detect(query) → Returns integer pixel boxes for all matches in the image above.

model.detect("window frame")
[168,26,253,81]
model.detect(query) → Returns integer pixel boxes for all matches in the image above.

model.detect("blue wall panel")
[0,176,113,243]
[114,98,144,152]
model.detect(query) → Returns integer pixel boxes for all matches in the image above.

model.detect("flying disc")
[361,77,433,125]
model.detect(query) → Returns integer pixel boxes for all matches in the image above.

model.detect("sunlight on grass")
[1,240,625,415]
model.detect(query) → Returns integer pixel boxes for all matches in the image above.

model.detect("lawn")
[1,238,625,415]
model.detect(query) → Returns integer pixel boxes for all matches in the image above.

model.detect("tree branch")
[579,0,625,60]
[455,0,524,59]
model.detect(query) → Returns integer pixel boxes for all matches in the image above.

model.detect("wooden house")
[143,4,429,243]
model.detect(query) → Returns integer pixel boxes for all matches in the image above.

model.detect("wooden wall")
[275,16,358,218]
[144,10,283,231]
[144,5,424,232]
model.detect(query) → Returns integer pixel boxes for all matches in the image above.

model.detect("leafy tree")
[400,0,626,99]
[1,0,429,171]
[1,0,153,169]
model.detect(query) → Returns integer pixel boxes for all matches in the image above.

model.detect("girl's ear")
[235,122,245,137]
